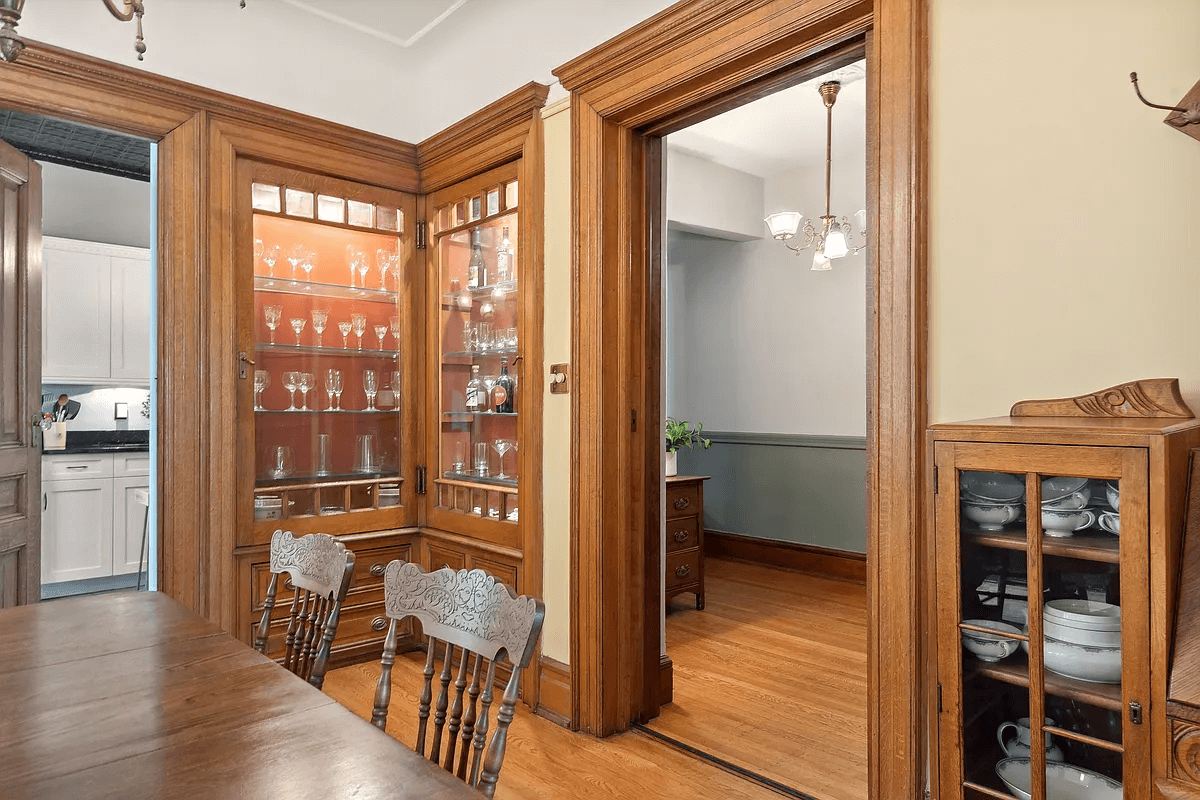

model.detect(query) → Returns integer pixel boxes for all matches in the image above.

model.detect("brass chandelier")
[0,0,146,63]
[764,80,867,271]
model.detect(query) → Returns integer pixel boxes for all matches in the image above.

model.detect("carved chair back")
[254,529,355,690]
[372,561,545,798]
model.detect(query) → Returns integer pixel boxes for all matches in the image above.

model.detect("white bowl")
[996,757,1123,800]
[961,471,1025,502]
[962,500,1023,531]
[1106,481,1120,511]
[962,619,1022,662]
[1044,618,1122,648]
[1041,476,1090,503]
[1023,635,1122,684]
[1045,600,1121,629]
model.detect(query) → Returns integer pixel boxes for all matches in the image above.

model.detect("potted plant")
[665,418,711,477]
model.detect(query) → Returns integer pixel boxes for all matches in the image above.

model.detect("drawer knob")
[673,530,689,543]
[674,564,691,578]
[673,497,690,511]
[371,616,388,632]
[369,563,386,577]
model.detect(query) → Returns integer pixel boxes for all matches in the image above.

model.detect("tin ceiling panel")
[0,110,151,181]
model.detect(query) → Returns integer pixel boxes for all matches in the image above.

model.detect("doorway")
[0,110,157,600]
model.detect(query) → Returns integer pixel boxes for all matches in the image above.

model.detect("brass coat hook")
[1131,72,1200,128]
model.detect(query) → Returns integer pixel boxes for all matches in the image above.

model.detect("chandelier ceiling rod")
[0,0,147,64]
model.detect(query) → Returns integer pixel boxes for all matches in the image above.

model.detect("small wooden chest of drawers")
[666,475,708,610]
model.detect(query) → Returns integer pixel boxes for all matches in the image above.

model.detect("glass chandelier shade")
[764,211,803,241]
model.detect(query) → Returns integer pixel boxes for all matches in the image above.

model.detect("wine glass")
[269,446,295,479]
[282,371,299,411]
[345,246,361,288]
[337,320,353,349]
[297,371,314,411]
[351,313,367,350]
[263,305,282,344]
[300,249,316,282]
[492,439,514,480]
[376,249,393,291]
[253,369,270,410]
[362,369,378,411]
[262,244,280,285]
[289,317,306,346]
[325,368,342,411]
[254,238,264,270]
[286,245,307,282]
[391,370,400,404]
[389,315,400,345]
[332,370,344,410]
[357,254,371,291]
[310,308,329,347]
[374,325,388,349]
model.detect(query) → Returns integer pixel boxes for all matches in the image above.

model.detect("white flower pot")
[665,450,678,477]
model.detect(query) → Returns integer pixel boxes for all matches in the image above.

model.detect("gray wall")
[677,433,866,553]
[41,162,152,248]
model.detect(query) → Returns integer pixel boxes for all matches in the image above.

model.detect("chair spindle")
[283,587,306,671]
[254,573,279,653]
[456,653,483,780]
[469,657,499,788]
[443,649,471,771]
[430,639,455,764]
[477,667,523,798]
[372,618,400,729]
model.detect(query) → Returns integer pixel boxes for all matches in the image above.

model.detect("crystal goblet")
[263,305,283,345]
[289,317,306,346]
[325,368,343,411]
[311,308,329,347]
[337,320,353,349]
[297,371,314,411]
[374,325,388,349]
[253,369,270,410]
[363,369,378,411]
[351,313,367,350]
[389,315,400,345]
[286,245,306,282]
[282,371,299,411]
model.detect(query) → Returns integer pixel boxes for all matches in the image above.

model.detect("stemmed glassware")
[374,325,388,350]
[351,313,367,350]
[282,371,299,411]
[261,244,280,286]
[357,254,371,291]
[286,245,307,282]
[311,309,329,347]
[300,250,316,283]
[492,439,516,480]
[325,368,343,410]
[263,305,283,344]
[289,317,306,346]
[253,369,270,410]
[297,371,314,411]
[376,250,395,291]
[389,315,400,346]
[337,320,353,348]
[363,369,378,411]
[346,247,364,288]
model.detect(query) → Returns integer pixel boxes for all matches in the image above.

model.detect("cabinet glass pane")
[433,183,520,524]
[961,675,1029,797]
[251,212,404,521]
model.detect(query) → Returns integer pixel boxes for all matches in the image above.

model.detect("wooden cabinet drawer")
[250,541,412,612]
[350,542,412,594]
[666,518,699,553]
[666,549,700,591]
[666,483,700,519]
[253,598,392,660]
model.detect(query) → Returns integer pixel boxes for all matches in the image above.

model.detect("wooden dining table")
[0,591,490,799]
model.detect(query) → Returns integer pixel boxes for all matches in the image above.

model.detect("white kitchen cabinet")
[42,477,114,584]
[112,476,149,575]
[42,237,151,386]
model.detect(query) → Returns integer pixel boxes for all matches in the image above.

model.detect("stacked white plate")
[1040,600,1122,684]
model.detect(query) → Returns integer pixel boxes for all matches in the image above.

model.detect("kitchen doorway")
[0,110,158,600]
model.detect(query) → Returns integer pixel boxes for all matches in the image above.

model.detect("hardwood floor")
[322,556,866,800]
[649,557,868,800]
[325,655,789,800]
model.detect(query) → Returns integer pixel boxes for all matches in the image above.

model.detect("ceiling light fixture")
[0,0,147,64]
[764,80,866,271]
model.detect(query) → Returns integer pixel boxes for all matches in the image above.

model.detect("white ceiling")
[279,0,469,47]
[667,60,867,177]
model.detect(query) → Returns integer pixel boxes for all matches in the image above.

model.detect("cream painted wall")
[930,0,1200,423]
[540,98,571,663]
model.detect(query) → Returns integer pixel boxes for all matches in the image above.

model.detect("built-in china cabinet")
[929,382,1200,800]
[230,84,547,670]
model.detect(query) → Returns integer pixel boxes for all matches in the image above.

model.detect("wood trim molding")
[701,431,868,450]
[417,82,549,194]
[535,657,572,729]
[556,4,929,799]
[659,654,674,706]
[705,531,867,584]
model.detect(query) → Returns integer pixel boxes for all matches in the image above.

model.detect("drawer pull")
[66,465,89,471]
[673,530,689,543]
[674,564,691,578]
[371,616,388,632]
[673,497,690,511]
[369,563,386,577]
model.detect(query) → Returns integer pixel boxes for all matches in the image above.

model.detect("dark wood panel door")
[0,142,41,608]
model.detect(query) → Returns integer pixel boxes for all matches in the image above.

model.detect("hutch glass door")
[239,163,418,544]
[935,442,1149,800]
[426,161,522,544]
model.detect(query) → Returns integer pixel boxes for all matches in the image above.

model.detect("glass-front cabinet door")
[934,442,1149,800]
[425,161,522,547]
[237,161,419,545]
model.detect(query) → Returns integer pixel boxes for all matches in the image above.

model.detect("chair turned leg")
[696,591,705,611]
[371,619,399,730]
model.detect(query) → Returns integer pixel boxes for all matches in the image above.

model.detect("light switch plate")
[115,402,129,419]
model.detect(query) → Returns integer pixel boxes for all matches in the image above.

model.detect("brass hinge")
[416,220,427,250]
[937,683,943,712]
[416,465,427,495]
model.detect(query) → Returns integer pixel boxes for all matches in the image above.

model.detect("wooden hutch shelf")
[964,527,1121,564]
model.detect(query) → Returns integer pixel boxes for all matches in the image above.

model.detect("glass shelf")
[440,280,518,308]
[442,347,519,360]
[256,408,398,415]
[256,343,399,358]
[439,472,518,490]
[255,275,398,304]
[442,411,518,419]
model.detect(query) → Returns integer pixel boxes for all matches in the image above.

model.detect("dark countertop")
[44,430,150,456]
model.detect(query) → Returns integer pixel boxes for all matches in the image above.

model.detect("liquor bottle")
[465,365,484,413]
[495,225,514,283]
[466,227,485,289]
[493,359,515,414]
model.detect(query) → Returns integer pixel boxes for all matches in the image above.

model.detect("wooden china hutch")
[230,85,548,675]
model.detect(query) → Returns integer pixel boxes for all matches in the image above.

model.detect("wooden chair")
[371,561,545,798]
[254,529,355,690]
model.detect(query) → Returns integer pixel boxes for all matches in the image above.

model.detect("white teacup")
[1106,481,1120,511]
[1099,511,1121,535]
[1042,490,1090,510]
[997,717,1064,762]
[962,500,1022,531]
[1041,507,1096,538]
